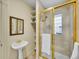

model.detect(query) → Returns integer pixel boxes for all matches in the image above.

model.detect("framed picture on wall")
[10,16,24,36]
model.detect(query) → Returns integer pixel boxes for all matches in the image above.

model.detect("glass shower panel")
[40,12,53,59]
[54,4,74,59]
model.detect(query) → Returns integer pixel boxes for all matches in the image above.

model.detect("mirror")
[10,16,24,36]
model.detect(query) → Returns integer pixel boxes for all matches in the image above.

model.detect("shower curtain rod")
[42,0,77,13]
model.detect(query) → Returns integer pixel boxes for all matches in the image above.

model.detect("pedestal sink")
[11,40,28,59]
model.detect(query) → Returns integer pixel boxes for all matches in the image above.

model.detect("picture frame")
[10,16,24,36]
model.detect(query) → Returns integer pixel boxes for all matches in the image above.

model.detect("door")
[54,4,74,59]
[0,1,8,59]
[39,11,53,59]
[37,1,77,59]
[39,2,76,59]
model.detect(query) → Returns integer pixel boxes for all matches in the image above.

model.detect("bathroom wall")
[0,0,35,59]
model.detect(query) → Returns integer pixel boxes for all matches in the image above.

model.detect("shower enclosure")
[36,0,78,59]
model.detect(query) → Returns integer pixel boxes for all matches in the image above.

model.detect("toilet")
[70,42,79,59]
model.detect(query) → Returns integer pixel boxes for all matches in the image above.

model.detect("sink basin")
[11,40,28,59]
[12,40,28,50]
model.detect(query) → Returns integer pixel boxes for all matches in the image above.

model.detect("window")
[54,14,62,34]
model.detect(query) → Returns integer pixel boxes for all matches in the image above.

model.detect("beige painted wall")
[0,0,35,59]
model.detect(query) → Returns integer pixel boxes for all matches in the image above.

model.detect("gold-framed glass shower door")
[39,2,75,59]
[54,4,74,59]
[39,11,53,59]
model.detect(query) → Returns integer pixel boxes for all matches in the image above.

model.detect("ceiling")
[40,0,66,8]
[24,0,73,8]
[23,0,36,9]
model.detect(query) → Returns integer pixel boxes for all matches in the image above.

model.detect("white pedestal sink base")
[11,40,28,59]
[18,48,24,59]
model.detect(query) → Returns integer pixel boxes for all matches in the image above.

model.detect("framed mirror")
[10,16,24,36]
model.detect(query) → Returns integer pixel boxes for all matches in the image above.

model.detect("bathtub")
[42,52,69,59]
[41,34,70,59]
[55,52,69,59]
